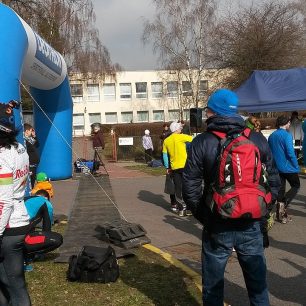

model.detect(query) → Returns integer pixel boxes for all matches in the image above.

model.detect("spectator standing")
[268,115,300,224]
[91,123,105,173]
[160,124,177,211]
[163,122,193,216]
[0,102,31,305]
[24,123,40,189]
[245,115,261,132]
[179,120,190,135]
[142,129,154,164]
[289,111,303,157]
[160,123,171,141]
[182,89,280,306]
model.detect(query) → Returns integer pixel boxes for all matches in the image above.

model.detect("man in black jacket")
[182,89,280,306]
[24,123,40,188]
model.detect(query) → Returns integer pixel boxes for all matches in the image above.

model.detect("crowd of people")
[151,89,304,306]
[1,90,304,305]
[0,102,62,306]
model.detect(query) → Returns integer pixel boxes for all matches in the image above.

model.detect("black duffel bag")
[67,245,119,283]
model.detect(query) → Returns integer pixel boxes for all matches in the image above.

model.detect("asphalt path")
[51,162,306,306]
[110,172,306,306]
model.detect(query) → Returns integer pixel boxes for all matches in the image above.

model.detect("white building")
[71,69,224,135]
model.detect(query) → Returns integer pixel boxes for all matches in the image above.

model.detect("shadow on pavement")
[138,189,170,209]
[269,237,306,262]
[224,278,250,306]
[267,259,306,304]
[138,190,203,238]
[163,214,203,239]
[120,256,201,306]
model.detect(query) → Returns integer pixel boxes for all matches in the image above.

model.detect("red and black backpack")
[208,128,272,219]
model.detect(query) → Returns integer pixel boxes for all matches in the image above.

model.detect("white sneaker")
[178,209,186,217]
[171,204,178,213]
[276,202,285,222]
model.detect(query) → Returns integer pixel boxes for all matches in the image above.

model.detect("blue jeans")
[202,221,269,306]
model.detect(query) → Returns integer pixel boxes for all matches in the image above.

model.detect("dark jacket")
[25,137,40,165]
[160,129,172,141]
[182,115,280,225]
[92,131,105,148]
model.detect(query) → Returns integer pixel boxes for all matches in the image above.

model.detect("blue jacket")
[268,128,300,173]
[25,196,54,231]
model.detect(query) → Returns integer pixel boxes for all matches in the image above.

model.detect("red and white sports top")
[0,143,30,235]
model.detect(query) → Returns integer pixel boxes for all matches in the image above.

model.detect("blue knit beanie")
[207,89,239,116]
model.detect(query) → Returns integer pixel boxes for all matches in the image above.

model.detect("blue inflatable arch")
[0,3,73,180]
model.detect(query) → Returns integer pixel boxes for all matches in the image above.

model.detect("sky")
[91,0,253,71]
[92,0,157,71]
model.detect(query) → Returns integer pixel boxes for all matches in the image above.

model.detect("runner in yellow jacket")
[162,122,193,216]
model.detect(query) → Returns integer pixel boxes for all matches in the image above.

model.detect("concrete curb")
[143,244,230,306]
[143,244,202,291]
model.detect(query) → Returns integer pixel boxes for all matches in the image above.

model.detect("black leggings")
[24,231,63,257]
[277,172,300,207]
[0,235,31,306]
[172,169,185,210]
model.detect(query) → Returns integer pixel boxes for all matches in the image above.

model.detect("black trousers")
[172,169,185,211]
[29,165,37,189]
[277,172,300,207]
[144,149,153,163]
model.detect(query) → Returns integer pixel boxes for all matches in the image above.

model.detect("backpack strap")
[242,127,252,138]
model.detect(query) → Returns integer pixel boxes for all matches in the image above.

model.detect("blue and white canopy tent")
[235,68,306,112]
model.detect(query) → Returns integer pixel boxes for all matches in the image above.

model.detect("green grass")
[26,224,201,306]
[124,164,166,176]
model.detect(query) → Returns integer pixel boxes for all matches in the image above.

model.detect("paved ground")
[52,162,306,306]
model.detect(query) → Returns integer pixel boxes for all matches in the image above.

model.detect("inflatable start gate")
[0,3,73,180]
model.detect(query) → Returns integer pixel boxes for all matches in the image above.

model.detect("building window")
[182,81,192,96]
[71,84,83,103]
[167,81,178,98]
[87,84,100,102]
[105,112,118,123]
[199,80,208,96]
[73,114,84,130]
[153,110,164,122]
[151,82,163,98]
[103,83,116,101]
[137,111,149,122]
[168,109,180,121]
[89,113,101,125]
[120,83,132,99]
[183,109,190,121]
[135,82,147,99]
[121,112,133,123]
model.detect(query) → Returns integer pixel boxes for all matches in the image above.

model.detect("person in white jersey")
[0,101,31,306]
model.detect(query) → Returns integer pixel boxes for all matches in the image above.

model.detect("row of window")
[73,109,193,129]
[71,80,208,102]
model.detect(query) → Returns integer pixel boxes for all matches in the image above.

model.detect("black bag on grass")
[67,245,119,283]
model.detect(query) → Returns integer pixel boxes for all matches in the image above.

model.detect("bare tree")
[2,0,120,76]
[143,0,216,110]
[211,1,306,88]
